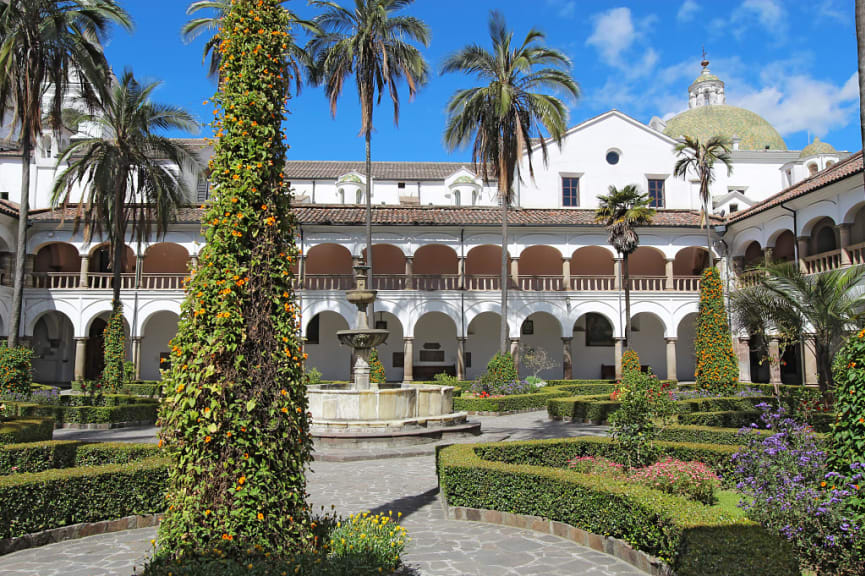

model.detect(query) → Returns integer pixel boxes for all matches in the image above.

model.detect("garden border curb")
[0,514,162,556]
[441,502,673,576]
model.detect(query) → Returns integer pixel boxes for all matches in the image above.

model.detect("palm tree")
[442,11,579,354]
[595,185,655,348]
[51,70,201,308]
[182,0,316,89]
[673,135,733,257]
[0,0,131,347]
[307,0,430,321]
[857,0,865,194]
[731,263,865,396]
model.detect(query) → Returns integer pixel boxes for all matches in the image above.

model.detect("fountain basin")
[336,329,390,350]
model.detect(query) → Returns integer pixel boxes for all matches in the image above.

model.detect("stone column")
[510,257,519,288]
[562,337,573,379]
[562,258,571,291]
[457,256,466,290]
[797,236,809,273]
[613,258,623,290]
[74,337,88,382]
[24,254,35,287]
[457,337,466,381]
[132,337,142,380]
[665,337,677,381]
[838,224,852,266]
[665,258,674,291]
[405,256,414,290]
[134,253,143,289]
[768,337,782,390]
[509,338,520,373]
[764,246,775,266]
[737,336,752,383]
[803,335,819,386]
[79,255,90,288]
[403,337,414,383]
[614,338,624,380]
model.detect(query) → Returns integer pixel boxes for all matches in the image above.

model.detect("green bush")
[0,441,158,474]
[677,410,762,428]
[622,349,640,376]
[694,268,739,392]
[0,457,168,539]
[102,303,126,393]
[122,381,163,397]
[0,418,54,445]
[0,344,33,399]
[4,401,158,425]
[304,368,322,386]
[830,331,865,471]
[675,396,773,413]
[438,442,798,575]
[60,393,146,407]
[369,349,386,385]
[609,369,678,467]
[658,424,776,446]
[476,352,519,394]
[455,388,570,412]
[547,394,621,423]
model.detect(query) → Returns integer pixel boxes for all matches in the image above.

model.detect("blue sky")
[104,0,860,161]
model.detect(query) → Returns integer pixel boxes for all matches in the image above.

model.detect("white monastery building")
[0,61,862,387]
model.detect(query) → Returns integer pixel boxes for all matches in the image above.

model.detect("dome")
[663,105,788,151]
[799,137,836,158]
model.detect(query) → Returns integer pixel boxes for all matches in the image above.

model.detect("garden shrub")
[476,353,518,394]
[675,395,773,413]
[546,394,621,423]
[4,400,158,425]
[621,348,640,376]
[677,410,762,428]
[567,455,624,476]
[438,442,798,575]
[608,369,677,467]
[304,367,322,386]
[657,424,778,446]
[0,344,33,399]
[731,405,864,575]
[368,348,385,384]
[694,268,738,393]
[0,440,157,475]
[433,372,459,387]
[0,418,53,445]
[0,457,168,539]
[830,329,865,471]
[629,458,720,505]
[455,388,570,413]
[157,0,314,559]
[101,303,126,393]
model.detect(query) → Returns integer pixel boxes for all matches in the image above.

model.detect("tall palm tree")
[51,70,201,308]
[595,185,655,348]
[442,11,579,354]
[307,0,429,322]
[673,135,733,257]
[0,0,131,347]
[731,263,865,396]
[182,0,316,89]
[857,0,865,195]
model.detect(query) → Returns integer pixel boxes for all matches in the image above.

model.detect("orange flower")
[205,435,212,443]
[281,407,288,413]
[257,512,264,520]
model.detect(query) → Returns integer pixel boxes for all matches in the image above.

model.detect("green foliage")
[433,372,459,387]
[0,418,53,445]
[477,353,519,394]
[368,349,385,385]
[455,388,571,413]
[0,344,33,398]
[3,400,157,425]
[608,370,677,468]
[657,424,780,446]
[101,303,126,393]
[547,394,621,423]
[158,0,313,559]
[122,381,163,397]
[678,410,763,428]
[695,268,739,392]
[830,330,865,471]
[0,440,157,475]
[621,349,641,377]
[304,367,322,386]
[0,457,167,539]
[438,442,798,575]
[327,511,406,572]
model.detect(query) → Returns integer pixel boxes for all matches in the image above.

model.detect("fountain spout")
[337,264,389,389]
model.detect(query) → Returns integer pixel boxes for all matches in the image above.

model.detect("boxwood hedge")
[4,401,158,425]
[454,388,571,412]
[0,441,158,475]
[0,418,54,445]
[437,442,798,576]
[677,410,763,428]
[0,456,168,539]
[547,394,621,422]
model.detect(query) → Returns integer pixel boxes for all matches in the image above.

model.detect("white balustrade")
[629,276,666,291]
[518,275,563,291]
[804,250,842,274]
[570,276,615,291]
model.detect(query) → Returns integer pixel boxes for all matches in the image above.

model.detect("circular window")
[606,150,620,165]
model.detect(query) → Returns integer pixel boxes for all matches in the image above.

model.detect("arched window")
[816,226,837,253]
[338,188,345,204]
[472,190,478,206]
[808,163,819,176]
[356,189,363,204]
[454,190,461,207]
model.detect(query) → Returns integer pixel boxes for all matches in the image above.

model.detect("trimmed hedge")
[0,441,158,475]
[0,456,168,539]
[0,418,54,445]
[677,410,762,428]
[547,394,620,422]
[657,424,768,446]
[59,394,149,407]
[437,442,798,576]
[4,401,158,425]
[122,382,163,397]
[675,396,774,413]
[454,388,571,412]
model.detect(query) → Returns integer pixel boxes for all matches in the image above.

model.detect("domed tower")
[688,57,726,108]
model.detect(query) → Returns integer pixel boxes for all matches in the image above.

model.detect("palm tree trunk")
[623,251,631,348]
[500,195,509,355]
[7,127,32,348]
[815,338,833,400]
[857,0,865,196]
[365,129,374,327]
[704,194,713,263]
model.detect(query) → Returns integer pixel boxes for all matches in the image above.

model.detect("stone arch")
[629,310,667,375]
[33,242,81,273]
[413,244,458,289]
[513,301,568,338]
[140,310,180,380]
[628,303,672,337]
[406,300,462,337]
[137,301,183,338]
[30,310,75,385]
[808,217,837,254]
[463,301,519,338]
[301,300,354,337]
[361,243,406,274]
[673,247,710,276]
[370,310,404,382]
[304,310,352,382]
[569,302,621,339]
[771,230,796,263]
[142,243,190,273]
[518,310,564,380]
[465,310,503,380]
[25,301,82,338]
[571,246,615,274]
[571,311,616,380]
[676,312,699,382]
[88,243,136,273]
[744,241,764,267]
[413,311,459,380]
[628,246,666,276]
[305,243,353,275]
[731,227,764,257]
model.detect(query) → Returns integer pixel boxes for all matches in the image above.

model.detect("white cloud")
[586,7,637,66]
[816,0,848,24]
[710,0,788,41]
[545,0,576,19]
[677,0,700,23]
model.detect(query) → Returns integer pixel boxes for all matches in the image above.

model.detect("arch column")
[838,224,852,266]
[405,256,414,290]
[457,337,466,381]
[614,338,624,380]
[665,337,677,381]
[74,337,88,382]
[510,257,519,287]
[457,256,465,290]
[24,254,35,287]
[796,236,809,272]
[803,334,818,386]
[132,337,142,380]
[509,338,520,371]
[665,258,674,290]
[79,255,90,288]
[736,336,752,383]
[764,247,775,266]
[403,337,414,383]
[613,257,622,290]
[562,337,573,379]
[562,258,571,291]
[768,337,782,391]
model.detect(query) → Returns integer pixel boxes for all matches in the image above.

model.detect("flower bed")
[437,441,798,576]
[0,418,54,445]
[0,441,158,475]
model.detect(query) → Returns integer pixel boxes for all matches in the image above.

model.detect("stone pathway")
[0,412,643,576]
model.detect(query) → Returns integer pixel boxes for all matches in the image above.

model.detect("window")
[585,313,614,347]
[606,151,620,165]
[808,163,819,176]
[562,176,579,207]
[454,190,461,206]
[472,190,478,205]
[338,188,345,203]
[356,189,363,204]
[392,352,404,368]
[397,182,406,189]
[465,352,472,368]
[729,203,739,214]
[306,315,320,345]
[196,175,210,203]
[647,179,665,208]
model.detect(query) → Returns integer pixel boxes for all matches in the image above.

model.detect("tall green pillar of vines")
[157,0,313,558]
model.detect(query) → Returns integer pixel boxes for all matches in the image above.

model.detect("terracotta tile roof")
[283,161,492,181]
[0,199,18,218]
[30,204,713,227]
[728,151,863,223]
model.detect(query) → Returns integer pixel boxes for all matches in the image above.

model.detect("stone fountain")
[307,265,480,447]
